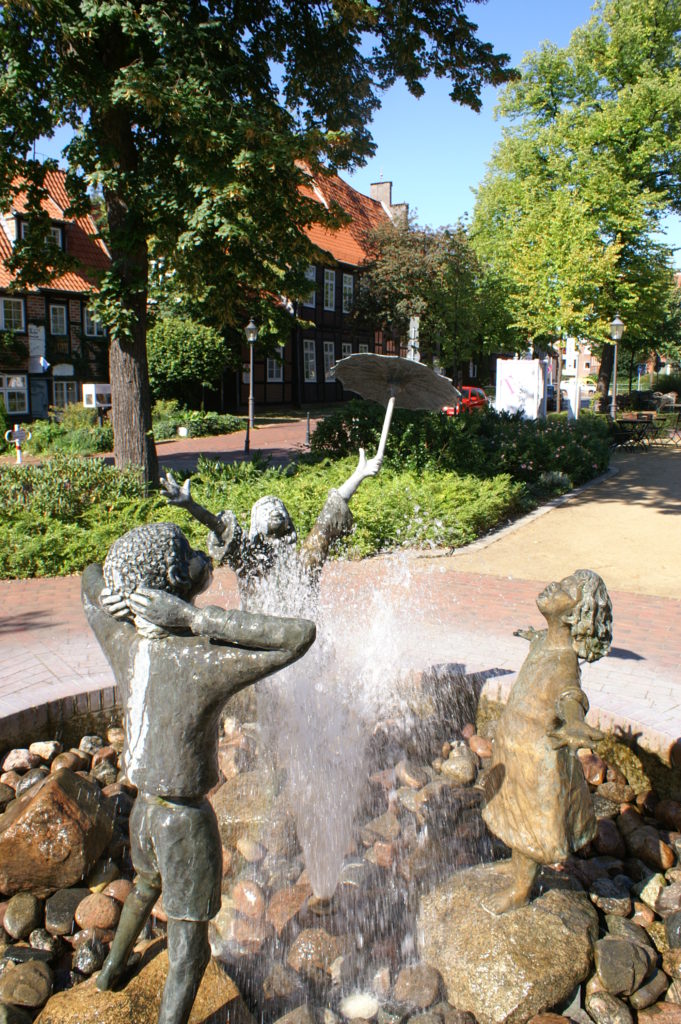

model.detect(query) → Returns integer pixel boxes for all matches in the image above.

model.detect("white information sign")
[495,358,544,420]
[28,324,46,357]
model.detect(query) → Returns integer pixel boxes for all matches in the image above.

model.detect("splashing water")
[247,542,438,899]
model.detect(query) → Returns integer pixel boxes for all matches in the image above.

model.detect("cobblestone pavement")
[1,426,679,764]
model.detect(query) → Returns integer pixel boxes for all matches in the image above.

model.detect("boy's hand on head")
[129,587,196,630]
[100,587,131,620]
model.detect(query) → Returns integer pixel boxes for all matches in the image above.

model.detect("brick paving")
[1,423,679,763]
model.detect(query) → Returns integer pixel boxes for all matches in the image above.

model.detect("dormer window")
[18,219,64,249]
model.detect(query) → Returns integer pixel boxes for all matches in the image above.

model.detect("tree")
[471,0,681,408]
[146,317,230,405]
[354,218,518,372]
[0,1,512,484]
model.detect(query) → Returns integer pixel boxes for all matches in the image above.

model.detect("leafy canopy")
[146,316,231,401]
[471,0,681,355]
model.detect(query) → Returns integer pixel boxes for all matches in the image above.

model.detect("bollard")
[4,423,31,465]
[305,411,310,446]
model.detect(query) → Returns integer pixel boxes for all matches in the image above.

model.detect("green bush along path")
[0,417,679,766]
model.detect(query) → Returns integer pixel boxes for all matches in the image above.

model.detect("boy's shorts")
[130,792,222,921]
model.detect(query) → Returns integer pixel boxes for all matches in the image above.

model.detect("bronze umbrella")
[332,353,461,458]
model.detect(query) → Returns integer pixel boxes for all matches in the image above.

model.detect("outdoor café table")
[611,416,656,449]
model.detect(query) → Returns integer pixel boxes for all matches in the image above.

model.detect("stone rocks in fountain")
[585,990,634,1024]
[439,743,478,786]
[418,862,598,1024]
[0,770,113,897]
[287,928,346,984]
[267,882,313,936]
[210,769,296,858]
[33,939,254,1024]
[593,936,655,995]
[3,896,43,941]
[638,1006,681,1024]
[44,888,91,936]
[0,959,53,1010]
[392,964,442,1009]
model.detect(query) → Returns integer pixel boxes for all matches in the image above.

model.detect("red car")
[442,386,488,416]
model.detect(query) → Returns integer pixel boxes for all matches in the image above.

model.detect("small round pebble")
[79,735,104,755]
[15,767,49,798]
[340,993,379,1020]
[72,936,107,975]
[74,893,120,932]
[4,894,43,941]
[0,959,53,1008]
[28,741,61,764]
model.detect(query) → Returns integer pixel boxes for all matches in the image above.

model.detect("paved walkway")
[1,427,679,764]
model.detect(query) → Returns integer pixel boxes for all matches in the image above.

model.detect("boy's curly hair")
[103,523,195,605]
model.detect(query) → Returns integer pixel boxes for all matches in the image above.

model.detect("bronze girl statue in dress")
[481,569,612,914]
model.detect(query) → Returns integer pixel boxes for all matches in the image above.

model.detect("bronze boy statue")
[82,522,315,1024]
[481,569,612,914]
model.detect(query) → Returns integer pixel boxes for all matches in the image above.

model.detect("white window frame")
[341,342,352,359]
[303,339,317,382]
[83,307,106,337]
[323,341,336,382]
[303,265,316,308]
[0,297,25,332]
[0,373,28,414]
[53,379,78,408]
[267,346,285,383]
[359,343,369,354]
[49,304,68,336]
[342,273,354,313]
[323,269,335,311]
[49,225,64,249]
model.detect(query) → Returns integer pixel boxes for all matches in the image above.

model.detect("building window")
[342,274,354,313]
[267,346,284,383]
[359,343,369,354]
[49,304,67,336]
[303,265,316,308]
[0,297,25,332]
[303,339,317,382]
[53,380,78,407]
[49,225,64,249]
[323,341,336,382]
[341,342,352,359]
[0,374,28,414]
[324,269,335,311]
[83,307,106,337]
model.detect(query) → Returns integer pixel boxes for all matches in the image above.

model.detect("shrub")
[311,401,610,489]
[21,405,114,455]
[1,453,530,578]
[151,400,242,441]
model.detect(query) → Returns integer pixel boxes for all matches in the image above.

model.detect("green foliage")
[147,317,232,401]
[0,398,8,442]
[354,219,518,364]
[21,406,114,456]
[151,400,241,440]
[471,0,681,362]
[651,373,681,395]
[311,401,610,488]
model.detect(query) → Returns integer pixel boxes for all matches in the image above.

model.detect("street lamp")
[609,314,625,420]
[244,318,258,453]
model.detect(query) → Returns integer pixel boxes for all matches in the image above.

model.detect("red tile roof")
[1,170,110,294]
[302,171,390,267]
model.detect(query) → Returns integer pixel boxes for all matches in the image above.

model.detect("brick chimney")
[371,181,409,227]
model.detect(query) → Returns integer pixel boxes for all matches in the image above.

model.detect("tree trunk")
[596,343,615,414]
[109,315,158,487]
[95,98,158,487]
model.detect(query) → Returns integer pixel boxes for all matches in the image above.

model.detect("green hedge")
[311,402,610,489]
[0,454,528,578]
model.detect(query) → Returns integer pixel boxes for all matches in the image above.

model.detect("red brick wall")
[27,295,45,321]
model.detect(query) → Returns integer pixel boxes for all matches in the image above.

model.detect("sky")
[34,0,681,258]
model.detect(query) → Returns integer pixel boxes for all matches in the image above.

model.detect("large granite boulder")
[34,939,254,1024]
[418,862,598,1024]
[210,769,296,857]
[0,769,114,897]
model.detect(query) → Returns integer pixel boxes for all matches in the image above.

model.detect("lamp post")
[609,314,625,420]
[244,318,258,453]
